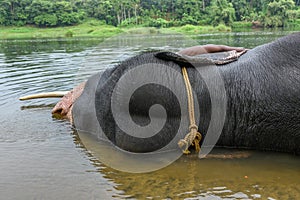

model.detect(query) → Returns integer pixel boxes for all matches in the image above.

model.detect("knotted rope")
[178,67,202,154]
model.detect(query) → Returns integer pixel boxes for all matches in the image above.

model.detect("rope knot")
[178,67,202,155]
[189,124,198,131]
[178,128,202,154]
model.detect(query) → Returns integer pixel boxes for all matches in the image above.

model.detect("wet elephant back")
[218,34,300,154]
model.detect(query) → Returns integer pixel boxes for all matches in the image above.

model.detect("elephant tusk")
[19,91,69,101]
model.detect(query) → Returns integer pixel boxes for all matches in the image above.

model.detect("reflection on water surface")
[77,129,300,200]
[0,30,299,199]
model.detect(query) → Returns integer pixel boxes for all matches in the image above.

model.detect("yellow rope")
[178,67,202,154]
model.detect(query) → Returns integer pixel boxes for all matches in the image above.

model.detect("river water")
[0,30,299,200]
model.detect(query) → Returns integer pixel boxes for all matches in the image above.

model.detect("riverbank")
[0,21,236,40]
[1,21,299,40]
[0,23,123,40]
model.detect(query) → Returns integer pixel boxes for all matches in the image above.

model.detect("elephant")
[21,33,300,155]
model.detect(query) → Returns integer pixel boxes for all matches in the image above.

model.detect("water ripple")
[0,33,299,200]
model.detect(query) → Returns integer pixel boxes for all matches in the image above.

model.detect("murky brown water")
[0,30,299,200]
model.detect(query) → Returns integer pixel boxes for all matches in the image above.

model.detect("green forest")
[0,0,299,28]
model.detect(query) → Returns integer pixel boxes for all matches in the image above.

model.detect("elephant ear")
[154,51,194,68]
[155,50,247,66]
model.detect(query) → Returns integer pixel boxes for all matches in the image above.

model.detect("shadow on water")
[73,129,300,200]
[20,104,56,110]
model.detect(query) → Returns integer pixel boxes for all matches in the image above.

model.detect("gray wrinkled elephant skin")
[73,33,300,155]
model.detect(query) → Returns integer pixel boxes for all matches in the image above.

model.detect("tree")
[54,1,81,25]
[230,0,249,21]
[0,0,11,25]
[208,0,236,26]
[34,13,57,26]
[0,0,31,25]
[264,0,295,27]
[0,0,298,27]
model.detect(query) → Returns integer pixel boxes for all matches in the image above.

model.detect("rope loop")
[178,66,202,154]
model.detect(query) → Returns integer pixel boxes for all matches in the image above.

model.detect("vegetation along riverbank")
[0,0,299,39]
[0,21,235,39]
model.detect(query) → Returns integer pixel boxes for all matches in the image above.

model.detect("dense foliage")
[0,0,299,27]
